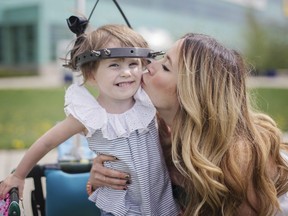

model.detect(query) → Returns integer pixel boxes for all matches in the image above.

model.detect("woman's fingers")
[101,173,128,186]
[90,170,128,190]
[99,175,128,190]
[92,154,130,180]
[92,154,118,166]
[90,154,130,190]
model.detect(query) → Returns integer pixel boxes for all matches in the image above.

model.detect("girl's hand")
[89,155,130,191]
[0,173,24,200]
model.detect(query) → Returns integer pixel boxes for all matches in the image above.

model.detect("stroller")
[26,162,100,216]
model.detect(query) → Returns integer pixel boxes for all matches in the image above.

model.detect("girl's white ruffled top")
[64,84,156,140]
[64,84,180,216]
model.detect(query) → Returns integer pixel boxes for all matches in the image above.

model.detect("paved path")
[246,75,288,89]
[0,70,64,89]
[0,73,288,89]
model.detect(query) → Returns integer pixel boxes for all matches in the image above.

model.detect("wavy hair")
[171,33,288,215]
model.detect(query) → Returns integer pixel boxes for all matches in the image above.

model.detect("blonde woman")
[89,33,288,215]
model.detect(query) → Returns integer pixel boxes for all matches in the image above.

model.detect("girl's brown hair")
[66,24,148,83]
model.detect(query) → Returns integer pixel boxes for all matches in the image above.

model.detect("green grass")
[0,88,65,149]
[0,87,287,149]
[249,88,288,132]
[0,69,37,78]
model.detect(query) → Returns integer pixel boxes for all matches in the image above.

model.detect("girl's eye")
[109,63,119,67]
[129,62,139,67]
[162,64,170,72]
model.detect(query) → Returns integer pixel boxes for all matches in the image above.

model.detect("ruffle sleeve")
[64,84,156,140]
[64,84,107,137]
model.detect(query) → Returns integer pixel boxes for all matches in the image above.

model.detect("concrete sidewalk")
[0,73,288,89]
[0,71,63,89]
[246,75,288,89]
[0,149,58,180]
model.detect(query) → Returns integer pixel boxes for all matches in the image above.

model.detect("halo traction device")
[66,0,165,70]
[75,48,165,69]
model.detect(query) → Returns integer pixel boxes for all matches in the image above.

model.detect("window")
[0,27,3,63]
[7,24,36,65]
[25,25,36,63]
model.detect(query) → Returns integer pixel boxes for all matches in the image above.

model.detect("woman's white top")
[64,84,180,216]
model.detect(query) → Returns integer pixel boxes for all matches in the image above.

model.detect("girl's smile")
[115,81,136,87]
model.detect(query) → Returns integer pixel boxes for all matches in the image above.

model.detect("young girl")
[0,24,180,216]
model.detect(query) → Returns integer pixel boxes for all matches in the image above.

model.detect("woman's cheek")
[157,78,177,97]
[151,76,171,91]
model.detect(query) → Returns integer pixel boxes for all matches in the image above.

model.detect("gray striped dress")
[64,84,180,216]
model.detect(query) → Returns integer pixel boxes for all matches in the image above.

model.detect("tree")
[244,9,288,75]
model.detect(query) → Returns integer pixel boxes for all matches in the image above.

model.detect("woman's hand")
[89,155,130,191]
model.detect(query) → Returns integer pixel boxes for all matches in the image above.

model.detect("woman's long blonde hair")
[171,33,288,215]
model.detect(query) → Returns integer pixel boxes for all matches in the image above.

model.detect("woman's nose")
[146,62,158,75]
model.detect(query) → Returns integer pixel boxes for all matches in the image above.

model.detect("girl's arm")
[0,115,85,199]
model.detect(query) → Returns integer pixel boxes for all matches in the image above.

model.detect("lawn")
[249,88,288,132]
[0,88,65,149]
[0,87,287,149]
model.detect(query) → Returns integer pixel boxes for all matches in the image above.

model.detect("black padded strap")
[76,47,164,68]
